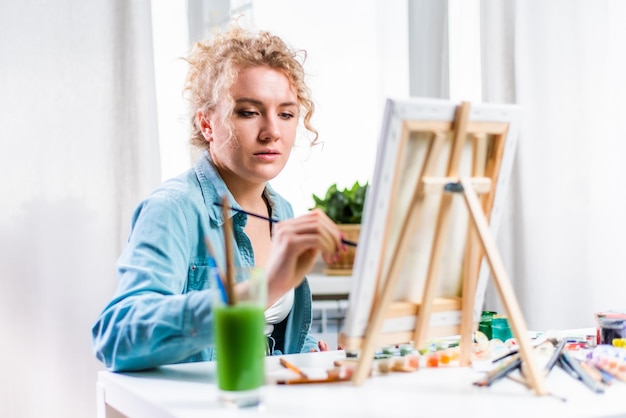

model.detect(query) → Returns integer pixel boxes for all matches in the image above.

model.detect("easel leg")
[459,177,547,396]
[412,191,456,347]
[459,133,489,366]
[459,224,481,366]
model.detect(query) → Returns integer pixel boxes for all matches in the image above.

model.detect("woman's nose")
[259,115,281,141]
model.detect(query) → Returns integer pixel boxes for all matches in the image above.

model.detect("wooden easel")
[342,102,547,395]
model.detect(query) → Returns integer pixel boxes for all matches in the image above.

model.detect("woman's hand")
[311,340,329,352]
[264,209,344,305]
[309,341,344,352]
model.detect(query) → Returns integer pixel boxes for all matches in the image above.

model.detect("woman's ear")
[197,110,212,142]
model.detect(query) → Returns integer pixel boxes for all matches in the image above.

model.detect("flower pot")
[323,224,360,276]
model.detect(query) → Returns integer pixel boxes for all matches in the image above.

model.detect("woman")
[91,27,344,372]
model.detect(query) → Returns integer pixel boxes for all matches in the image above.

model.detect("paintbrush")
[214,202,358,247]
[544,337,567,375]
[279,358,309,379]
[203,237,228,304]
[276,375,351,385]
[474,354,522,387]
[220,196,237,305]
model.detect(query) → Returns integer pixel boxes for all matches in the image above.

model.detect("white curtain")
[483,0,626,331]
[0,1,160,417]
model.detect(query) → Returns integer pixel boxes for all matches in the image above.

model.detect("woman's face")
[203,66,299,188]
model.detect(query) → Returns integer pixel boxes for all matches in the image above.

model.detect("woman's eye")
[279,112,295,119]
[237,110,257,118]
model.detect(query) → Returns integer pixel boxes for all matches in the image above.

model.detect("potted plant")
[311,181,369,275]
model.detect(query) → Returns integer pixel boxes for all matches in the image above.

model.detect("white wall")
[152,1,193,181]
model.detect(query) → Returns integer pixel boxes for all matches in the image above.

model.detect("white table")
[97,350,626,418]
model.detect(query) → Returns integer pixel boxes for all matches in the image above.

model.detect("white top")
[265,288,294,324]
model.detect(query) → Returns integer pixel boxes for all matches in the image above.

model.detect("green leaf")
[310,181,369,224]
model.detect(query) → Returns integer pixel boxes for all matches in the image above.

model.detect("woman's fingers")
[309,209,344,253]
[264,211,346,304]
[310,340,329,352]
[277,210,344,257]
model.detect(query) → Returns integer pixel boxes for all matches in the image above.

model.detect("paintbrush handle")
[215,202,358,247]
[279,357,309,379]
[220,197,237,305]
[544,338,568,374]
[560,351,605,393]
[474,355,522,387]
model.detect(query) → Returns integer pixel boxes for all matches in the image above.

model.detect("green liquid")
[214,303,266,391]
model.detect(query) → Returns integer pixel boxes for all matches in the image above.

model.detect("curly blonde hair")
[183,27,318,150]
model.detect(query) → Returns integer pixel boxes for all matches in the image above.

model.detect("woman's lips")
[254,150,281,161]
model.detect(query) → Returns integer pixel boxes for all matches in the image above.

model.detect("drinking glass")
[212,267,267,408]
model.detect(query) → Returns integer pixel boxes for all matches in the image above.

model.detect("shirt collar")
[194,151,232,228]
[194,151,283,227]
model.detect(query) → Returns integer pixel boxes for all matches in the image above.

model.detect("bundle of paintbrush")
[474,337,606,393]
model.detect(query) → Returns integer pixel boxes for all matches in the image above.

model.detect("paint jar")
[478,311,497,340]
[491,316,513,342]
[596,312,626,345]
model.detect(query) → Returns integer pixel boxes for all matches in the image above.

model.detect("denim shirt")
[91,153,318,372]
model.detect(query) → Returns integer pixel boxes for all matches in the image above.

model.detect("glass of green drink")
[212,267,267,408]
